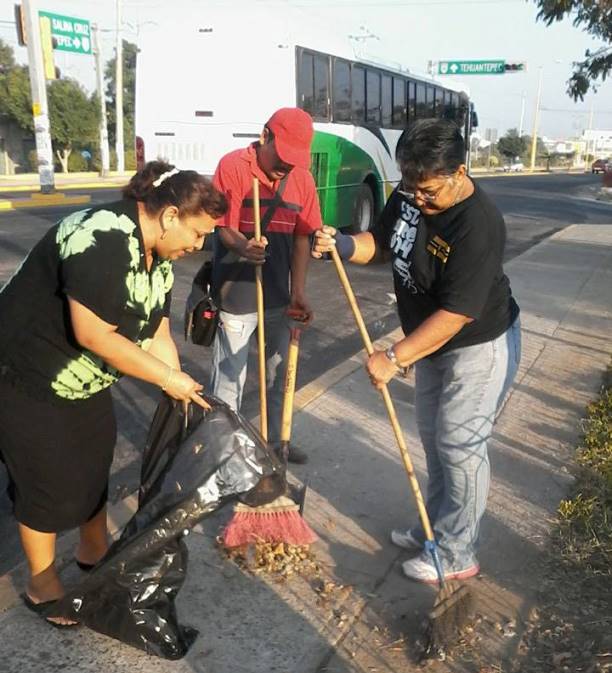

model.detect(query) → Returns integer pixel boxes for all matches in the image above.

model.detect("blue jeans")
[412,318,521,570]
[209,307,290,444]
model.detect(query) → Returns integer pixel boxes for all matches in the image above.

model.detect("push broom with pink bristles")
[222,178,317,549]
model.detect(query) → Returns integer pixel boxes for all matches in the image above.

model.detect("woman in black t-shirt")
[313,119,521,584]
[0,161,226,625]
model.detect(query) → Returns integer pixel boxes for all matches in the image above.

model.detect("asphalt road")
[0,172,610,574]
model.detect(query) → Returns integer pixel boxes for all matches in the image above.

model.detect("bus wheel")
[351,183,374,233]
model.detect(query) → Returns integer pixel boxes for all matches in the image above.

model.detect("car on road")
[591,158,611,174]
[503,161,524,172]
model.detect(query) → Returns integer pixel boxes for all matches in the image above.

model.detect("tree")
[104,40,137,151]
[497,128,528,159]
[0,38,16,72]
[47,79,99,172]
[0,65,33,132]
[534,0,612,100]
[0,39,99,172]
[0,38,32,131]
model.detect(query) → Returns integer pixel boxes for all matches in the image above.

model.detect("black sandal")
[21,593,80,629]
[75,559,95,572]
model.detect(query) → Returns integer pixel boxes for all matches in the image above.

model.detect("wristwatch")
[385,345,401,368]
[385,345,409,377]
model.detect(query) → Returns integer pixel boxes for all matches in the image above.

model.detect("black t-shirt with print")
[371,182,519,355]
[0,200,173,402]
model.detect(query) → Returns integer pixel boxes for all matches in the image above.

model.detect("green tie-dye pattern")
[57,209,137,260]
[51,350,120,399]
[52,208,174,400]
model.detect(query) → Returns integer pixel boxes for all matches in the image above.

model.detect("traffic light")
[14,4,27,46]
[505,62,527,73]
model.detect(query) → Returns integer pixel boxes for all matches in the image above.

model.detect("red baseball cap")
[266,108,313,170]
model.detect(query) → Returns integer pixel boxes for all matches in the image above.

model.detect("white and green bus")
[135,9,476,231]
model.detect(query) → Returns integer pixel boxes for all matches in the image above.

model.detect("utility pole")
[529,67,543,172]
[518,91,526,137]
[92,24,110,177]
[585,96,595,170]
[23,0,55,193]
[115,0,124,172]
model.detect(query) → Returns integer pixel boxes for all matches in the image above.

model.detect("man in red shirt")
[209,108,322,463]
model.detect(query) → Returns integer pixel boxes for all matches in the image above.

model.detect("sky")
[0,0,610,140]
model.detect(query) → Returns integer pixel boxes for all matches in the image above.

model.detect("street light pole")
[92,24,110,177]
[115,0,124,172]
[518,91,526,137]
[22,0,55,193]
[529,67,543,172]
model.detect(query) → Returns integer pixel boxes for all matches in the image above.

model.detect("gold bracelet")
[161,366,174,391]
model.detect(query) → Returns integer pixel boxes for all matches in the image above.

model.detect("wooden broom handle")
[330,247,435,543]
[253,177,268,441]
[280,327,301,444]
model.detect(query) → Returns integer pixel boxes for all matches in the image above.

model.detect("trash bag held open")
[49,395,285,659]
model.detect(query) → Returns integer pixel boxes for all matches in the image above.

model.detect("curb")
[0,193,91,211]
[0,182,128,193]
[471,169,586,178]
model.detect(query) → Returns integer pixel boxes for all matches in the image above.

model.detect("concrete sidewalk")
[0,224,611,673]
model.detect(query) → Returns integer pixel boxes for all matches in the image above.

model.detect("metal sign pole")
[23,0,55,193]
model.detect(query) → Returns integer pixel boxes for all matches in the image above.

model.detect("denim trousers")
[209,307,290,444]
[411,318,521,570]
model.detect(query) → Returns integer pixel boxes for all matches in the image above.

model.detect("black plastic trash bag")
[49,395,285,659]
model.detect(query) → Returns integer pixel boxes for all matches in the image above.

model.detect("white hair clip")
[152,167,180,187]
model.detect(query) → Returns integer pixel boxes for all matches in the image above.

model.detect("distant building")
[541,135,585,168]
[582,129,612,159]
[0,115,35,175]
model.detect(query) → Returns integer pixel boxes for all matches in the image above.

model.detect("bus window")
[392,77,405,128]
[352,66,365,122]
[333,59,351,123]
[314,54,330,120]
[415,82,426,118]
[366,70,381,124]
[381,74,392,128]
[427,84,435,116]
[441,90,456,121]
[448,92,457,120]
[298,51,314,115]
[435,88,444,118]
[407,80,416,121]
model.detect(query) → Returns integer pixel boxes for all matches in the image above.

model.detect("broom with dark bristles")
[328,246,474,656]
[222,179,317,550]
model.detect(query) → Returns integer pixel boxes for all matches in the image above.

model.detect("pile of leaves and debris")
[218,540,321,581]
[512,366,612,673]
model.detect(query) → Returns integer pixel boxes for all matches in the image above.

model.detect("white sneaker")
[390,528,423,551]
[401,555,480,585]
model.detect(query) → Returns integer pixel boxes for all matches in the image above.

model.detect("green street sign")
[438,60,505,76]
[39,11,91,55]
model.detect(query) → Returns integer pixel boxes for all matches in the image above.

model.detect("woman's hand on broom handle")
[161,366,211,410]
[311,226,338,258]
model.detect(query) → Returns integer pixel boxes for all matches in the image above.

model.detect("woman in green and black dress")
[0,161,227,625]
